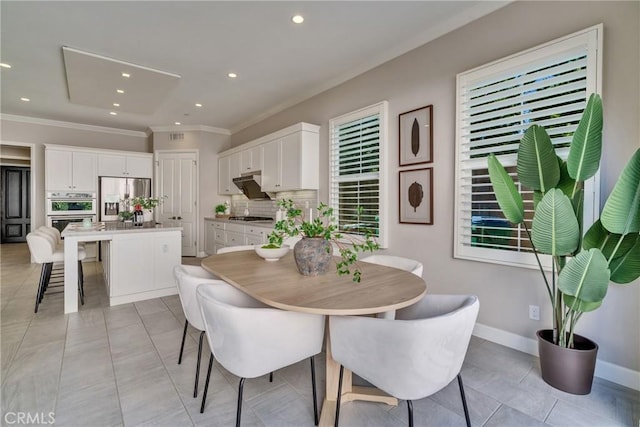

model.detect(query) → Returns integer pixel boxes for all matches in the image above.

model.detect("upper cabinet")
[240,146,263,173]
[218,153,243,195]
[98,153,153,178]
[261,128,319,192]
[46,148,97,192]
[217,123,319,195]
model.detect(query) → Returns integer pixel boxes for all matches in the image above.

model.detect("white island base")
[62,223,182,313]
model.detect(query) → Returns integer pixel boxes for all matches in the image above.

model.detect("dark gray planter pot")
[293,237,332,276]
[537,329,598,395]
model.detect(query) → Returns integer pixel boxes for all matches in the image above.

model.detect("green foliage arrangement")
[267,199,380,282]
[488,94,640,348]
[129,196,164,210]
[215,204,227,214]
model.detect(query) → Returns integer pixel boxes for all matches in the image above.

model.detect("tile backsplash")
[231,190,318,218]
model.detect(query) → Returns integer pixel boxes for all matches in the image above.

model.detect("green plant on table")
[488,93,640,348]
[129,196,164,210]
[266,199,380,282]
[215,204,227,214]
[118,210,134,221]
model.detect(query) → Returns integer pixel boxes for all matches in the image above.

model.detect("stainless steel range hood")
[232,172,271,200]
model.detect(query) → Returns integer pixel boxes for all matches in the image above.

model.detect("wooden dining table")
[201,249,427,426]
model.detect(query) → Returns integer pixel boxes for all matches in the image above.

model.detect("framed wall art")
[399,104,433,166]
[399,168,433,225]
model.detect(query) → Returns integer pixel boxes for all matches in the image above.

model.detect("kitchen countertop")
[61,221,182,237]
[204,217,275,226]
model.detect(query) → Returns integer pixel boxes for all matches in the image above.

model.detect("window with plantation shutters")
[330,101,388,247]
[454,25,602,268]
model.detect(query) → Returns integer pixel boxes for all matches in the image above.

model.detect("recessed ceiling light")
[292,15,304,24]
[116,89,124,94]
[227,72,237,79]
[20,97,30,102]
[0,63,11,69]
[121,72,130,78]
[174,121,181,125]
[113,103,120,107]
[109,111,117,115]
[195,103,202,107]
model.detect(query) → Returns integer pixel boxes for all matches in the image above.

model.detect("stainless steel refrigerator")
[99,177,151,221]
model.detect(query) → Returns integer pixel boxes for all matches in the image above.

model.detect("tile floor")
[1,242,638,426]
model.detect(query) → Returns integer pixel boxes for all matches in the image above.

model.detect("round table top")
[201,250,426,316]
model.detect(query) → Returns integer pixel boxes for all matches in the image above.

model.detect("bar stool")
[26,231,86,313]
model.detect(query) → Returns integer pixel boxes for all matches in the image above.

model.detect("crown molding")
[0,114,148,138]
[147,124,231,135]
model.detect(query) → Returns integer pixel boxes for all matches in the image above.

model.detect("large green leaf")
[531,189,580,255]
[609,236,640,284]
[517,125,560,192]
[563,294,602,313]
[558,248,610,303]
[583,219,638,259]
[487,154,524,224]
[567,94,603,181]
[601,148,640,234]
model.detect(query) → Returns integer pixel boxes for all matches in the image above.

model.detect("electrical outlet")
[529,305,540,321]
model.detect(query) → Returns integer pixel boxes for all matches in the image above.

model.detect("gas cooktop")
[228,216,273,222]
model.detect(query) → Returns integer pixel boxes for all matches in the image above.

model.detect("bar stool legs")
[33,261,85,313]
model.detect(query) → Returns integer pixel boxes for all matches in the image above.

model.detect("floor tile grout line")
[102,305,127,426]
[52,313,70,418]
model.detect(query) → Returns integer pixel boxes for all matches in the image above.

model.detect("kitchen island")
[61,222,182,313]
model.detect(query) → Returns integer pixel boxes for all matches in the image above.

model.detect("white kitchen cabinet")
[46,148,97,192]
[204,220,217,255]
[261,129,319,192]
[240,146,263,173]
[218,154,243,195]
[207,219,273,253]
[98,153,153,178]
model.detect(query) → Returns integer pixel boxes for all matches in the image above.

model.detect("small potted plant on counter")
[118,210,134,222]
[263,199,379,282]
[215,202,231,219]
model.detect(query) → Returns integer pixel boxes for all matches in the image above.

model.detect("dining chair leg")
[42,262,53,300]
[269,372,273,382]
[77,261,84,305]
[236,378,246,427]
[334,365,344,427]
[407,400,414,427]
[310,356,319,425]
[34,264,48,313]
[194,330,205,398]
[457,373,471,427]
[178,320,188,364]
[200,354,214,413]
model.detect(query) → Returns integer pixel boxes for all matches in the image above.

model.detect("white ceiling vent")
[169,132,184,141]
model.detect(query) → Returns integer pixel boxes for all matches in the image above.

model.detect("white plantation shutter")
[454,25,602,268]
[330,101,388,247]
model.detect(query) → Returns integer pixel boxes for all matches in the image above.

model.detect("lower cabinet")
[105,230,181,305]
[204,219,272,255]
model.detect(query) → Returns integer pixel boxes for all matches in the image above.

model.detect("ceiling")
[0,1,508,134]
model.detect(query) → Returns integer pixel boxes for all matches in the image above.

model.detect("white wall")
[1,117,150,230]
[230,1,640,374]
[151,130,231,255]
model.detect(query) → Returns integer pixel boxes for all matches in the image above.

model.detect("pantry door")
[155,151,198,256]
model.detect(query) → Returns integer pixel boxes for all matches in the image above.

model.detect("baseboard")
[473,323,640,392]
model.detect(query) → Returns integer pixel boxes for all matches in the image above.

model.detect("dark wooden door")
[1,166,31,243]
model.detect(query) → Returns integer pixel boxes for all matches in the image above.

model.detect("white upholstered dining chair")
[26,230,86,313]
[196,283,325,426]
[330,294,479,427]
[360,254,424,319]
[173,265,220,398]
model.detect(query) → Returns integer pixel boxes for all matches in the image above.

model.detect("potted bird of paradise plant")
[488,93,640,394]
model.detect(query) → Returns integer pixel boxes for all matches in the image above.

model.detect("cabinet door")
[261,140,279,191]
[72,152,97,192]
[98,154,126,177]
[241,146,263,172]
[218,156,231,194]
[46,150,73,191]
[153,233,181,289]
[225,231,244,246]
[205,221,217,255]
[112,235,155,296]
[278,133,302,191]
[229,152,242,181]
[126,156,153,178]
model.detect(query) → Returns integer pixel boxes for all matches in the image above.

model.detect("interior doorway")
[0,143,34,244]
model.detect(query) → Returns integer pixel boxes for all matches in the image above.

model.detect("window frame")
[329,101,389,248]
[454,24,603,269]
